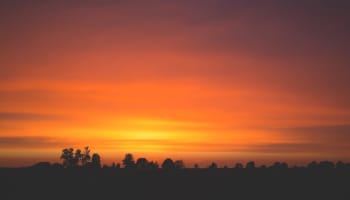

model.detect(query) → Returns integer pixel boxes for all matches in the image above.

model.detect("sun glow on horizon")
[1,1,350,167]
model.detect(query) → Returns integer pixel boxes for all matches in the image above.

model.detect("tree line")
[32,146,350,170]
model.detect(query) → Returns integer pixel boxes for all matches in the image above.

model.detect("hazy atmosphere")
[1,0,350,167]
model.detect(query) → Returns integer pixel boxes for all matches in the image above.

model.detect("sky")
[0,0,350,167]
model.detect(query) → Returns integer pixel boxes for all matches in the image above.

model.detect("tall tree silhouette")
[60,148,75,168]
[122,153,136,168]
[91,153,101,168]
[74,149,82,166]
[81,146,91,166]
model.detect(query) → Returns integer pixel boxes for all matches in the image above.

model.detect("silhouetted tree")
[194,164,199,169]
[162,158,175,169]
[307,161,318,169]
[235,163,243,169]
[91,154,101,168]
[174,160,185,169]
[246,161,255,169]
[60,148,75,168]
[91,153,101,168]
[60,147,93,168]
[111,162,116,168]
[122,153,136,168]
[81,146,91,166]
[73,149,82,166]
[272,162,288,169]
[136,158,149,169]
[319,161,335,169]
[209,162,218,169]
[148,161,159,169]
[336,161,345,169]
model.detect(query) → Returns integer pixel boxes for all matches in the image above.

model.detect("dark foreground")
[1,168,349,200]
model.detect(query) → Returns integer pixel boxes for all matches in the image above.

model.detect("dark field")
[1,168,349,200]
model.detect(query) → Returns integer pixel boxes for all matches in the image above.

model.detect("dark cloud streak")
[0,112,62,121]
[0,136,64,148]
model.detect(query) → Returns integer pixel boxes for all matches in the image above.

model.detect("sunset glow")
[1,1,350,167]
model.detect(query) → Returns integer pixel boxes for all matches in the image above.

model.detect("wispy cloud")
[0,136,65,148]
[0,112,62,121]
[277,124,350,143]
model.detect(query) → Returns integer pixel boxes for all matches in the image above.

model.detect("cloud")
[250,143,322,154]
[279,124,350,142]
[0,112,62,121]
[0,136,65,148]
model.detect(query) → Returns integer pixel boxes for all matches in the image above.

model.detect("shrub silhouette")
[136,158,149,169]
[162,158,175,169]
[272,162,288,169]
[208,162,218,169]
[336,161,346,169]
[52,163,63,168]
[174,160,185,169]
[235,163,243,169]
[260,165,267,169]
[147,161,159,169]
[32,162,51,168]
[307,161,318,169]
[246,161,255,169]
[319,161,335,169]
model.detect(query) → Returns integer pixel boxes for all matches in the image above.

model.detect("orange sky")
[1,1,350,167]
